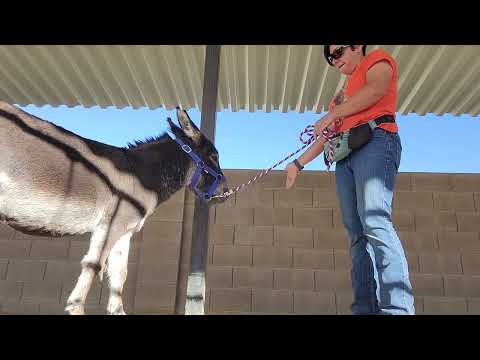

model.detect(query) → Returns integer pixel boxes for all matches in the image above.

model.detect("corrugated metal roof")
[0,45,478,116]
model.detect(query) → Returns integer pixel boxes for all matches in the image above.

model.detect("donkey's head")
[167,107,229,204]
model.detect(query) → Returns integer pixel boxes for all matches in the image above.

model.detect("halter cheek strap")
[167,131,225,202]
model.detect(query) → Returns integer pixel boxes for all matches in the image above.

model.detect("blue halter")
[168,132,226,202]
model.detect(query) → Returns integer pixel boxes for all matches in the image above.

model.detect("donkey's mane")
[125,132,171,149]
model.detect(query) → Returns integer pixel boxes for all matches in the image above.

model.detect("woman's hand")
[314,111,339,137]
[285,162,299,189]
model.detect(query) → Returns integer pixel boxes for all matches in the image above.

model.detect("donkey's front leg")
[105,232,133,315]
[65,226,109,315]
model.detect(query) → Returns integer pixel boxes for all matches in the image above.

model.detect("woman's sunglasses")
[327,45,351,64]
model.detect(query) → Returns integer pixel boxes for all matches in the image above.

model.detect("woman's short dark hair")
[324,45,367,66]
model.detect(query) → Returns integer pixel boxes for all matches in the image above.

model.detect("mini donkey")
[0,102,228,314]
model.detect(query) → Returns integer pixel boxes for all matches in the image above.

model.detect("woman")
[285,45,414,315]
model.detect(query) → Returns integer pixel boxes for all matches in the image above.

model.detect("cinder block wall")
[1,171,480,315]
[180,170,480,315]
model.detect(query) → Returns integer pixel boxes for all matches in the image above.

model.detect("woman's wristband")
[293,159,304,171]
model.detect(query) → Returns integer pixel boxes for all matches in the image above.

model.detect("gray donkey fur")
[0,101,227,314]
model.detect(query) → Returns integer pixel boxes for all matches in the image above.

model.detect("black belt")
[373,114,395,125]
[330,115,395,139]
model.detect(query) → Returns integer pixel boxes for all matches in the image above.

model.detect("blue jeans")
[335,128,415,315]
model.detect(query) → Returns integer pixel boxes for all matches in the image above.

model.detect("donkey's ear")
[176,107,201,144]
[167,117,183,138]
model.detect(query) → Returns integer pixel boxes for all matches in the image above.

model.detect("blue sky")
[19,104,480,174]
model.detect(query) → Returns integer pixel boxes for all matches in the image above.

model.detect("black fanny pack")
[324,115,395,166]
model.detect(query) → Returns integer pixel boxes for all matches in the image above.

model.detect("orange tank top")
[329,49,398,133]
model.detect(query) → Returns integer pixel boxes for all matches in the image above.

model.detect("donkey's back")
[0,101,129,236]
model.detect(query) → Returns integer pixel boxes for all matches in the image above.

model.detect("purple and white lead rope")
[216,124,336,199]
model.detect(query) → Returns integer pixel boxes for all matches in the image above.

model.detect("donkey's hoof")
[108,307,126,315]
[65,302,85,315]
